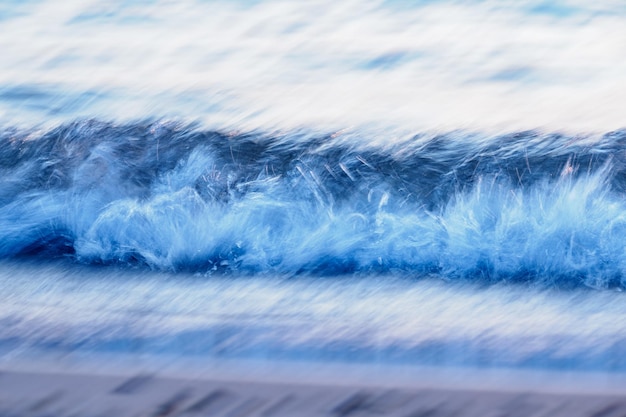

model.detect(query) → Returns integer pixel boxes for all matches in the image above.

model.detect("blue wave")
[2,120,626,287]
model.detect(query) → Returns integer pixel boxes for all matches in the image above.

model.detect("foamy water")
[1,0,625,132]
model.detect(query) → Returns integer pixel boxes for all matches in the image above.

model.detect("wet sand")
[2,362,626,417]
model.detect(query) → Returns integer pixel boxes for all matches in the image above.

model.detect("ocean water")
[2,0,626,375]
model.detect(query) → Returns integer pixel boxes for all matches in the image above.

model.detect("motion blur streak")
[0,0,625,132]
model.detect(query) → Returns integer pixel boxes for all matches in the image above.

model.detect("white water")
[2,261,626,372]
[0,0,625,132]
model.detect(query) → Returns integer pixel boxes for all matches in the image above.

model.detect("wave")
[1,120,626,287]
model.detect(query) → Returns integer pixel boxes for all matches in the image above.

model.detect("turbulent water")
[2,0,626,374]
[3,122,626,288]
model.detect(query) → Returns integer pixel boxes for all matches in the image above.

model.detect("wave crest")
[2,120,626,287]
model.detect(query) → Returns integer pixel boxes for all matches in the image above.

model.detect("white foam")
[0,0,624,132]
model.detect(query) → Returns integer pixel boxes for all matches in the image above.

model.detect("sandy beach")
[3,360,626,417]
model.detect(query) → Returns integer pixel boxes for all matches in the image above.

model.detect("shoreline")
[3,357,626,416]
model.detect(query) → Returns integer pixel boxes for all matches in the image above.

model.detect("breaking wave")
[2,120,626,288]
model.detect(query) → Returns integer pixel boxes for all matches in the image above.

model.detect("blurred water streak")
[0,0,624,132]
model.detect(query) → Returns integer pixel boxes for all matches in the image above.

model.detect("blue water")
[3,122,626,288]
[2,0,626,374]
